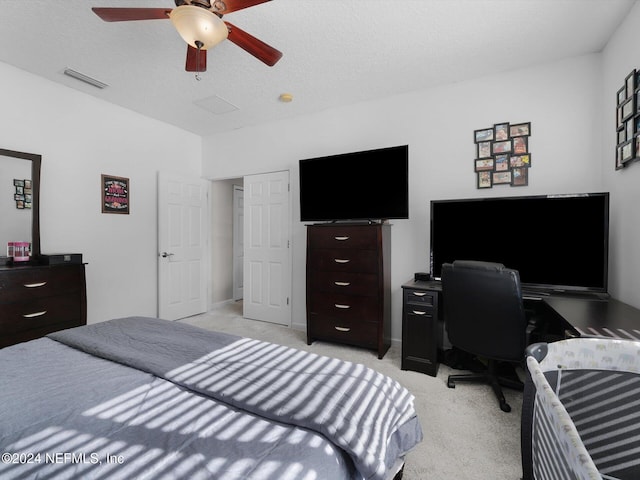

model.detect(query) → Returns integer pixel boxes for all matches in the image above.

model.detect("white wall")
[203,53,605,339]
[601,1,640,309]
[0,62,202,323]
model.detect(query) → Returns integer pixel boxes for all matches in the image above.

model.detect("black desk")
[400,278,640,377]
[542,296,640,341]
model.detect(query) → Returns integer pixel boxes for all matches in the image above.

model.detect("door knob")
[160,252,174,258]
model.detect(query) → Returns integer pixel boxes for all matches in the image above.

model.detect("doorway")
[210,171,292,327]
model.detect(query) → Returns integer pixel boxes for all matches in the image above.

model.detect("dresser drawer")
[308,292,379,321]
[308,314,377,348]
[404,289,437,308]
[308,226,379,250]
[0,266,84,302]
[307,248,379,273]
[0,319,83,348]
[0,292,83,333]
[308,271,379,296]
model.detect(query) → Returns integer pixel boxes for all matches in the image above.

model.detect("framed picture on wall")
[494,122,509,141]
[474,128,494,143]
[494,154,509,171]
[621,96,635,121]
[510,154,531,168]
[509,122,530,137]
[492,140,512,154]
[621,139,635,164]
[618,85,627,105]
[477,171,492,189]
[492,171,512,185]
[626,69,636,97]
[513,136,528,154]
[477,141,491,157]
[101,174,130,214]
[511,167,528,186]
[474,158,494,171]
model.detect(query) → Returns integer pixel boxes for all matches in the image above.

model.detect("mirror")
[0,148,41,262]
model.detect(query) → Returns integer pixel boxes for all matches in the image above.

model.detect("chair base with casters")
[447,358,524,412]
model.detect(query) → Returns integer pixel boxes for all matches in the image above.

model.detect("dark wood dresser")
[0,263,87,348]
[306,223,391,359]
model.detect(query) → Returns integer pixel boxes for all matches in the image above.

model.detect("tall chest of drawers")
[0,264,87,348]
[306,223,391,359]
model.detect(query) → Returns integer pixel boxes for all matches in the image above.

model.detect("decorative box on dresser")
[306,223,391,359]
[401,279,442,376]
[0,263,87,348]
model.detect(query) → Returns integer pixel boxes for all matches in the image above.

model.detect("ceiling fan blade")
[92,7,172,22]
[214,0,271,14]
[224,22,282,66]
[186,45,207,72]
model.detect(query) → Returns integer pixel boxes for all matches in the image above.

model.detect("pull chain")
[195,40,203,81]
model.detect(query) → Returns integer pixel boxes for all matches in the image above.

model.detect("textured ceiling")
[0,0,635,137]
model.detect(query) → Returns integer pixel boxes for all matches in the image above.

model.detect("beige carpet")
[180,302,524,480]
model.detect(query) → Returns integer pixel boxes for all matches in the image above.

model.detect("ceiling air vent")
[63,68,108,89]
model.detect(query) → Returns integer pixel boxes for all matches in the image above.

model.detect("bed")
[0,317,423,480]
[521,337,640,480]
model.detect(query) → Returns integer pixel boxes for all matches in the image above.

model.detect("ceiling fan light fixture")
[169,5,228,50]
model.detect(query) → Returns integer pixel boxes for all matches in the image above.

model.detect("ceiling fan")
[92,0,283,73]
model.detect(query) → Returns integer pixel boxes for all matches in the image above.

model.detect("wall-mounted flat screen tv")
[299,145,409,222]
[430,192,609,293]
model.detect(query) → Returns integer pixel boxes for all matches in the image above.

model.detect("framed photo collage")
[13,178,32,209]
[473,122,532,189]
[616,69,640,170]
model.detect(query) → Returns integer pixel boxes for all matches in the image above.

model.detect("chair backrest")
[441,260,527,362]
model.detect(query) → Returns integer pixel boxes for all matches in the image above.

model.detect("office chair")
[441,260,528,412]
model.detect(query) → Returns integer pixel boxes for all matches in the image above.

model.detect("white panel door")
[158,171,209,320]
[243,171,291,326]
[233,185,244,301]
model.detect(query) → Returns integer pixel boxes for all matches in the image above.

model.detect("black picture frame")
[492,140,512,155]
[621,139,635,164]
[626,70,636,97]
[474,128,494,143]
[473,120,532,188]
[616,144,624,170]
[509,122,531,137]
[618,85,627,106]
[492,171,512,185]
[621,96,635,122]
[477,141,491,158]
[511,167,528,186]
[619,129,627,145]
[510,154,531,168]
[494,154,509,171]
[101,174,130,214]
[474,158,494,172]
[477,171,492,189]
[513,136,528,155]
[494,122,510,141]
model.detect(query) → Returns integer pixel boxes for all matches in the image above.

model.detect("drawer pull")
[334,236,350,241]
[412,310,426,315]
[23,311,47,318]
[335,304,351,309]
[334,281,351,287]
[412,292,427,297]
[335,326,351,332]
[334,259,350,264]
[24,282,47,288]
